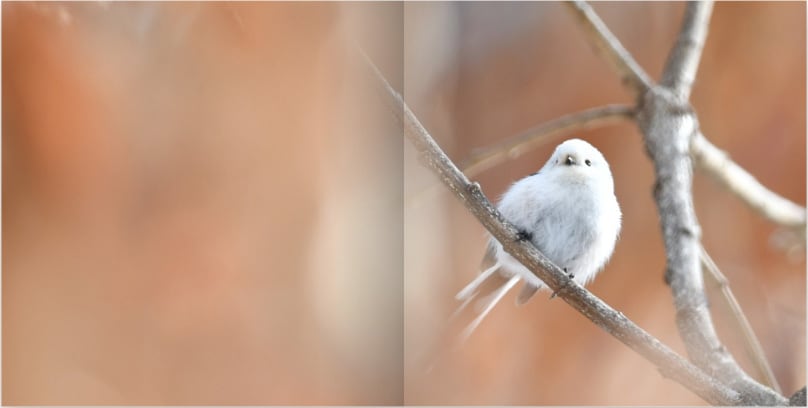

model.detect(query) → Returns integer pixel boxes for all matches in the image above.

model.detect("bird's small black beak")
[565,155,576,166]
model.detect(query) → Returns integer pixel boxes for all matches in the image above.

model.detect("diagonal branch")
[661,1,714,100]
[460,105,635,178]
[691,132,807,228]
[565,1,653,97]
[700,245,782,394]
[362,49,742,406]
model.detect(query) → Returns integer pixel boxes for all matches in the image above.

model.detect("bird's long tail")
[453,261,521,342]
[419,260,523,373]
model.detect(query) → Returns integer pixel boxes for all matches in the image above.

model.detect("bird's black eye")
[565,156,575,166]
[585,159,592,166]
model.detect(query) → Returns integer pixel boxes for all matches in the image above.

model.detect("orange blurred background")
[403,2,805,405]
[4,2,403,404]
[2,2,805,406]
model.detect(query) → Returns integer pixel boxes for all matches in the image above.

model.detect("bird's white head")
[541,138,614,190]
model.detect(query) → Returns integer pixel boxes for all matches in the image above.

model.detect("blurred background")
[3,2,403,404]
[2,2,805,406]
[403,1,805,405]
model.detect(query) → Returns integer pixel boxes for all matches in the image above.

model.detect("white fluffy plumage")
[455,138,621,340]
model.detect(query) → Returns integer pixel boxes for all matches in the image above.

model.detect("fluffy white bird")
[455,138,621,340]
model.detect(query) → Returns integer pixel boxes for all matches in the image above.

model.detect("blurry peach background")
[2,2,805,406]
[404,2,805,406]
[4,2,403,405]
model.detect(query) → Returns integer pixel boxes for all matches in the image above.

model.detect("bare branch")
[565,1,654,96]
[691,132,807,228]
[460,105,635,178]
[661,1,714,99]
[564,4,795,402]
[701,246,782,394]
[565,1,806,229]
[362,50,742,406]
[790,387,807,406]
[638,84,785,407]
[647,18,777,400]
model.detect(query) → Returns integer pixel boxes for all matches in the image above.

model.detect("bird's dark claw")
[515,229,533,242]
[550,269,574,299]
[563,267,574,279]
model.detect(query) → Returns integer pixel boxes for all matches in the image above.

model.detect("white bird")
[455,138,621,340]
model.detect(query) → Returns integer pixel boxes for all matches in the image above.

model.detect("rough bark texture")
[637,87,785,406]
[567,1,794,404]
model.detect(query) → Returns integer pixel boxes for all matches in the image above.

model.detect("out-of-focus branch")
[691,132,807,228]
[362,49,742,406]
[700,246,782,394]
[565,0,806,231]
[565,1,653,97]
[460,105,635,178]
[661,1,714,100]
[568,1,788,404]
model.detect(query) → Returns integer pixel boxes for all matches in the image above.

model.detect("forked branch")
[567,1,788,404]
[565,0,804,229]
[362,49,741,406]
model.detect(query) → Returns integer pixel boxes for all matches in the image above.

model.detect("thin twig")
[691,132,807,228]
[700,245,782,394]
[361,48,741,406]
[565,1,653,97]
[460,105,635,178]
[661,1,714,100]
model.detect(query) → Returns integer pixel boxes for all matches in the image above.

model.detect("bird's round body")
[495,138,621,294]
[455,138,621,339]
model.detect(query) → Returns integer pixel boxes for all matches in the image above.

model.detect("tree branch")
[636,5,785,403]
[565,1,654,97]
[460,105,635,178]
[565,0,806,230]
[701,245,782,394]
[790,387,807,406]
[361,49,742,406]
[566,1,788,404]
[691,132,807,228]
[661,1,714,100]
[638,86,784,406]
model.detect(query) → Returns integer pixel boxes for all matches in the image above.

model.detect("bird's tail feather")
[421,265,520,373]
[456,261,501,301]
[458,275,520,343]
